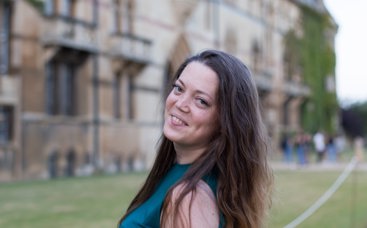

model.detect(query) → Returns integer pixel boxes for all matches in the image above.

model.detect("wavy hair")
[119,50,273,228]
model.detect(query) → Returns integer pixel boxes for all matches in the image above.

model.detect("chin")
[163,129,182,144]
[163,129,175,142]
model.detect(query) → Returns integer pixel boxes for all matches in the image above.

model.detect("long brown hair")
[119,50,273,227]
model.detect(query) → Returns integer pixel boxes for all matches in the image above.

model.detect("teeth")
[172,115,184,125]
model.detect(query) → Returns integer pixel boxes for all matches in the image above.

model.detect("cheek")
[165,93,174,109]
[205,112,219,133]
[197,111,218,129]
[211,115,220,133]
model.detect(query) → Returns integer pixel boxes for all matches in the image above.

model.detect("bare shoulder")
[167,180,219,228]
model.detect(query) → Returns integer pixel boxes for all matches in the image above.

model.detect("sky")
[323,0,367,105]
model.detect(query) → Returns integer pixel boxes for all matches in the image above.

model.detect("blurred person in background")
[281,133,293,164]
[118,50,273,228]
[295,130,309,165]
[313,130,326,163]
[326,134,337,163]
[335,133,346,161]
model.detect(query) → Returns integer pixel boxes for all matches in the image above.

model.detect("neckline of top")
[174,163,192,168]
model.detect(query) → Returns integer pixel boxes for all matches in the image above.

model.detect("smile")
[171,115,188,126]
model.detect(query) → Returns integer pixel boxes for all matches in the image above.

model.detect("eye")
[172,84,183,94]
[196,98,209,107]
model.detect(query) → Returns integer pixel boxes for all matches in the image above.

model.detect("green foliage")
[284,6,338,134]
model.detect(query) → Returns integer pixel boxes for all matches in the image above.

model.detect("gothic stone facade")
[0,0,336,181]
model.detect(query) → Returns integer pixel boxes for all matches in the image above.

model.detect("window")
[283,30,300,80]
[92,0,98,25]
[45,61,77,116]
[0,2,11,75]
[123,0,133,33]
[61,63,76,115]
[126,75,134,120]
[251,40,261,74]
[62,0,77,18]
[112,0,122,33]
[0,106,13,144]
[112,73,135,120]
[112,0,133,33]
[44,0,54,16]
[283,51,292,80]
[45,62,58,114]
[113,72,122,118]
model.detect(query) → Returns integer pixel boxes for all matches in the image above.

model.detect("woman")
[118,50,273,228]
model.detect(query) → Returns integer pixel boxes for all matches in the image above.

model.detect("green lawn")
[0,173,147,228]
[268,169,367,228]
[1,167,366,228]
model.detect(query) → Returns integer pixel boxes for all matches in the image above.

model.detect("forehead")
[178,62,219,95]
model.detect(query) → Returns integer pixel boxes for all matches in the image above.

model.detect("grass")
[0,173,147,228]
[1,166,367,228]
[268,169,367,228]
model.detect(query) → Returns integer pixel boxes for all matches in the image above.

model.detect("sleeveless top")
[119,163,224,228]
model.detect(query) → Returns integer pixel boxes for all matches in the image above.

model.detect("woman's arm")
[162,180,219,228]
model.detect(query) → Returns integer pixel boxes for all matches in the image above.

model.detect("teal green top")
[119,163,224,228]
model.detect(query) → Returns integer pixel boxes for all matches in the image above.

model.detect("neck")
[174,143,207,164]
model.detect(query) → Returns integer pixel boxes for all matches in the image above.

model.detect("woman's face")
[163,61,219,151]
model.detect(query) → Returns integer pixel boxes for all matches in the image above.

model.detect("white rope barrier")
[284,156,358,228]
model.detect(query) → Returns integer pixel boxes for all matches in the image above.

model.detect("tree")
[342,101,367,139]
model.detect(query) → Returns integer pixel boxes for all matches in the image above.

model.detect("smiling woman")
[118,49,274,228]
[164,62,220,164]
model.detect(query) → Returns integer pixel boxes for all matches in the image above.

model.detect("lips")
[171,115,188,126]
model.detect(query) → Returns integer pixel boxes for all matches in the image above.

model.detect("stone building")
[0,0,337,181]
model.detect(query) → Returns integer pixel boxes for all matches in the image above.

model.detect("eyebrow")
[177,79,215,101]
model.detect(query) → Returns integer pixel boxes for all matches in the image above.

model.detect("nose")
[175,95,190,112]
